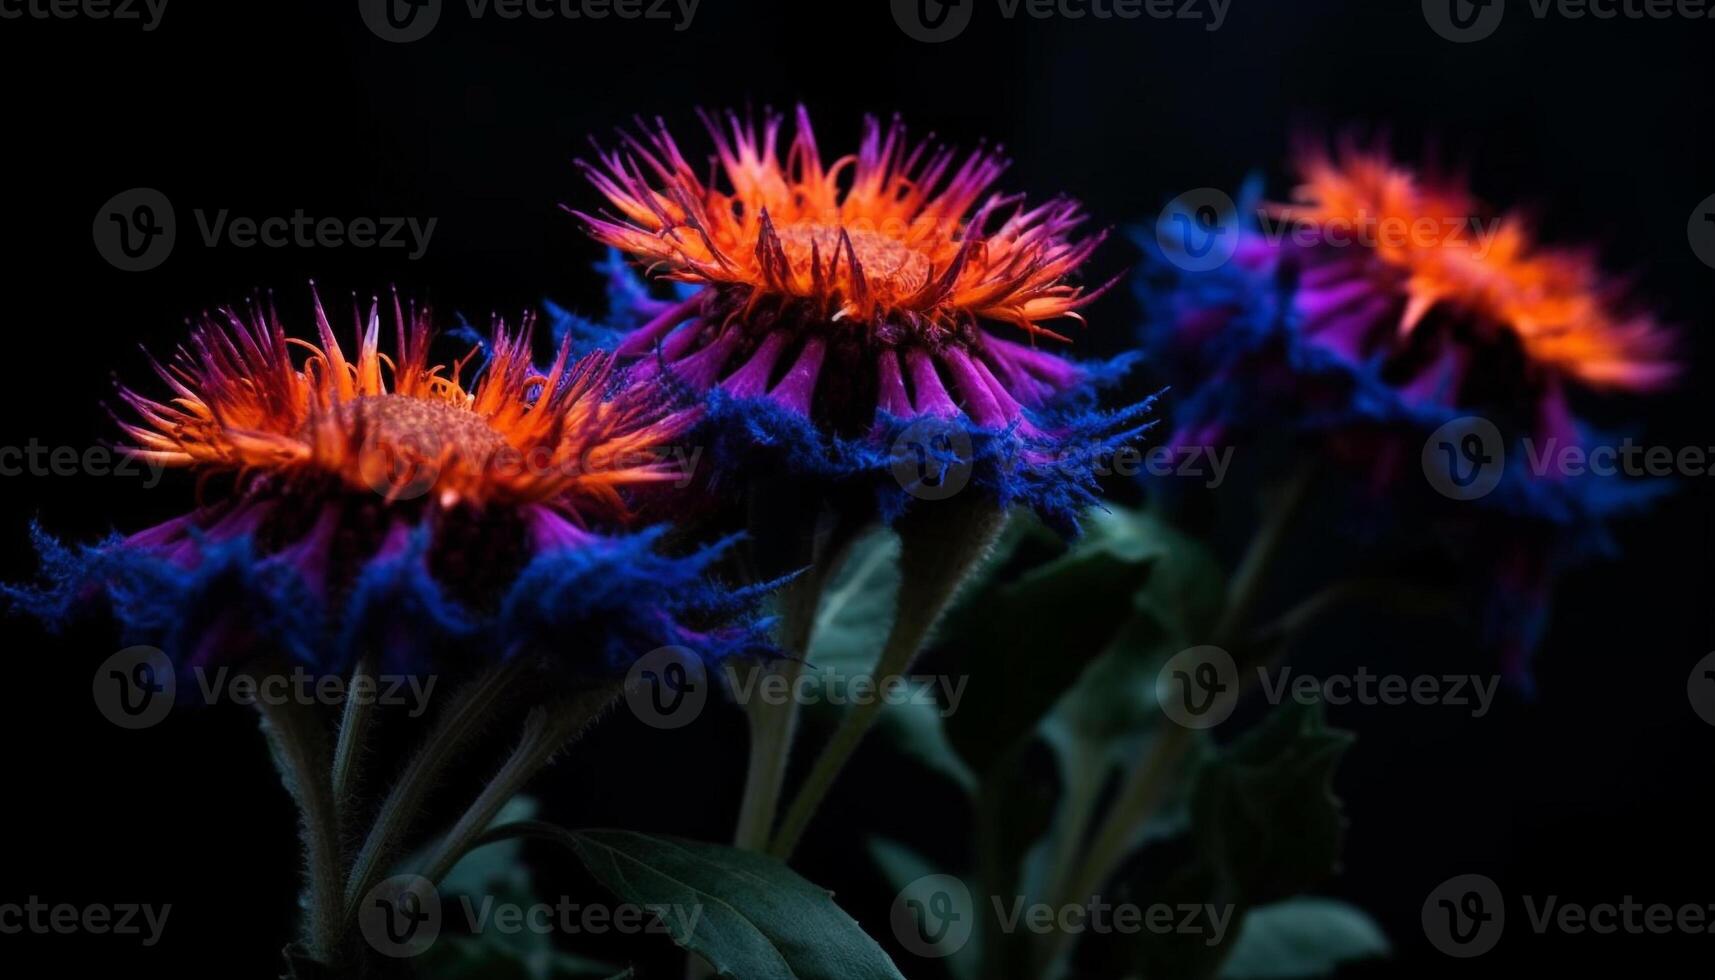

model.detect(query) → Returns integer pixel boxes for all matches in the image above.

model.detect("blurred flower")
[1140,140,1678,684]
[8,290,774,677]
[568,107,1152,533]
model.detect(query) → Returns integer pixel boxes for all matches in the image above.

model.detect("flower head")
[9,290,774,677]
[1275,143,1675,395]
[570,108,1150,532]
[1140,140,1679,686]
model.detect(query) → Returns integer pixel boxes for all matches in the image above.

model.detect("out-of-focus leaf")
[519,827,907,980]
[869,837,983,980]
[1220,899,1389,979]
[942,507,1171,775]
[1191,702,1353,904]
[418,798,624,980]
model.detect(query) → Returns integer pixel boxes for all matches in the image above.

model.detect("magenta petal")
[769,337,827,416]
[526,505,594,552]
[905,349,959,418]
[876,349,912,418]
[671,329,742,390]
[941,347,1006,428]
[982,333,1081,393]
[720,331,789,399]
[615,294,702,358]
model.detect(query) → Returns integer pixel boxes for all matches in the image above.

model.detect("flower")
[7,289,775,677]
[1139,140,1679,686]
[1277,145,1674,394]
[1143,143,1675,510]
[567,107,1151,532]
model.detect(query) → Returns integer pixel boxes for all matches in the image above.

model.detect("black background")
[0,0,1709,976]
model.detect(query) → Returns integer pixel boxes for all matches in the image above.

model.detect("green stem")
[416,686,618,887]
[1037,464,1318,974]
[255,692,342,961]
[769,500,1006,860]
[342,657,526,922]
[730,578,822,853]
[1212,462,1316,647]
[731,511,868,853]
[331,653,377,833]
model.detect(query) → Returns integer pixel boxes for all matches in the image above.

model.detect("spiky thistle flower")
[568,107,1152,533]
[9,289,772,676]
[1139,139,1679,685]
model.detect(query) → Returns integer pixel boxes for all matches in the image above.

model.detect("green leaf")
[804,528,901,673]
[418,798,626,980]
[1190,702,1354,905]
[941,508,1167,775]
[1220,899,1389,979]
[491,825,906,980]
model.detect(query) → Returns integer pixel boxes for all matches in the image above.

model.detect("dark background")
[0,0,1709,976]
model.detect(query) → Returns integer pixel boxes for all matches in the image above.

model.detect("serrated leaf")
[1191,702,1354,905]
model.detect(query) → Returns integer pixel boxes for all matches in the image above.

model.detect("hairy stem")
[1037,464,1318,972]
[731,510,866,853]
[331,653,377,837]
[342,658,525,923]
[255,692,342,962]
[416,686,619,887]
[769,499,1006,859]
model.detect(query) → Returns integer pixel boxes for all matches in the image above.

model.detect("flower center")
[338,395,511,463]
[774,224,932,291]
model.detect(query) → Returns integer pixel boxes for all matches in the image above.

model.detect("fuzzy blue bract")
[7,517,779,687]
